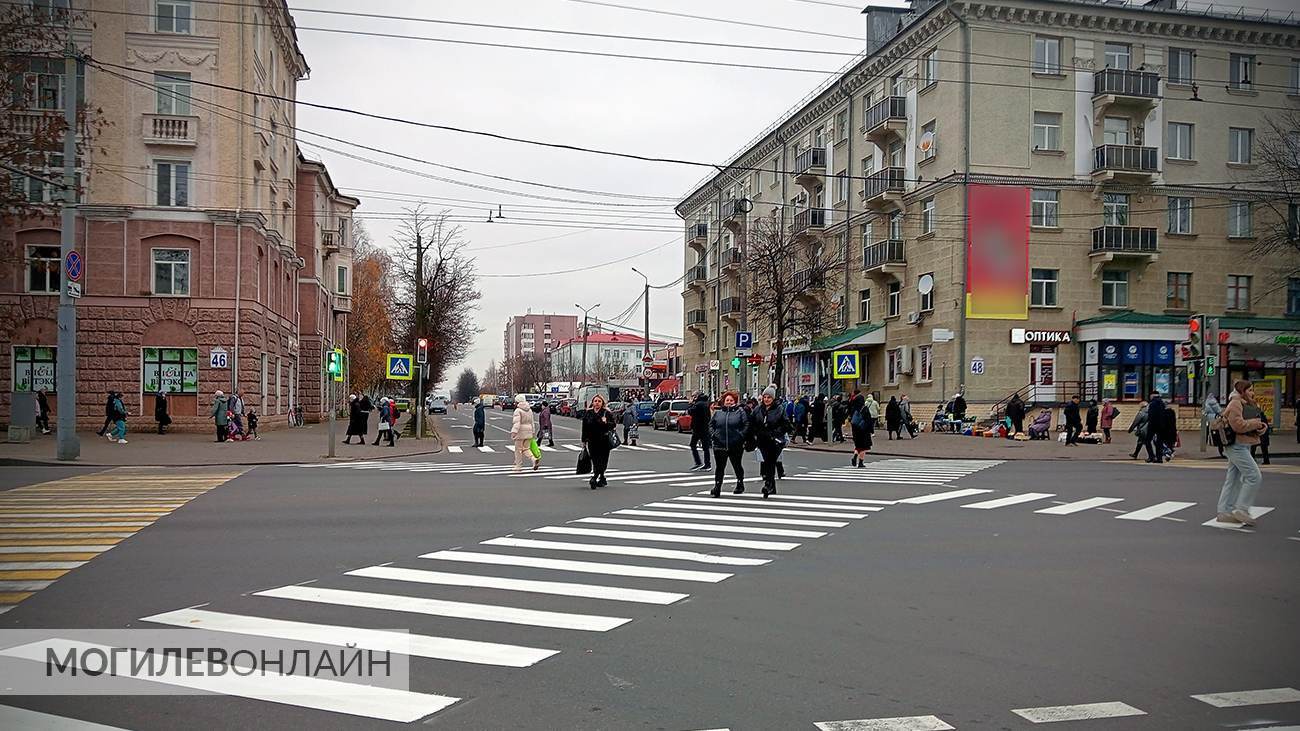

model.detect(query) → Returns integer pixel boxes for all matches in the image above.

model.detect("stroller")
[225,411,249,441]
[626,421,639,446]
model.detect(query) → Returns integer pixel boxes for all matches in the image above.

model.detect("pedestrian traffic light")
[1205,354,1217,376]
[327,349,344,382]
[730,356,742,369]
[1186,315,1206,360]
[417,338,429,364]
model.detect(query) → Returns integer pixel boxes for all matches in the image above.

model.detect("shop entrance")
[1029,346,1056,402]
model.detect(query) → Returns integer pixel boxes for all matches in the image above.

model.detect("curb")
[794,442,1300,462]
[0,443,448,469]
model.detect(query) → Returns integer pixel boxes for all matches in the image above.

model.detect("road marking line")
[420,550,731,582]
[1202,506,1275,530]
[346,565,689,605]
[645,501,869,520]
[623,445,649,451]
[0,561,85,570]
[0,510,170,516]
[257,584,631,631]
[0,522,151,528]
[448,446,463,453]
[625,474,702,484]
[0,638,459,723]
[572,517,826,539]
[0,569,68,580]
[563,445,584,451]
[481,537,770,566]
[1034,498,1125,515]
[1115,501,1197,521]
[0,580,54,591]
[1010,701,1146,723]
[532,526,799,551]
[539,446,558,452]
[0,545,117,552]
[961,493,1056,510]
[897,488,994,504]
[670,496,877,512]
[694,492,896,506]
[544,470,658,480]
[1190,687,1300,707]
[814,715,955,730]
[477,446,496,452]
[614,509,848,528]
[0,704,132,730]
[141,607,560,668]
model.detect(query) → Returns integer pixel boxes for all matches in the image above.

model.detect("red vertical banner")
[966,184,1030,320]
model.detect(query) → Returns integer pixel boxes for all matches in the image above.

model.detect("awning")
[655,379,680,393]
[812,323,886,352]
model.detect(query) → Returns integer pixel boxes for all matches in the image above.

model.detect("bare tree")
[482,360,500,394]
[510,354,551,394]
[743,213,843,396]
[1249,108,1300,281]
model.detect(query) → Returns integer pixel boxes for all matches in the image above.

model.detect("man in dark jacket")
[472,398,486,447]
[831,395,847,442]
[1063,395,1083,446]
[96,391,115,436]
[1147,392,1167,458]
[688,393,712,471]
[1006,393,1026,436]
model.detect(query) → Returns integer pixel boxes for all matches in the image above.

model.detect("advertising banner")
[966,184,1029,320]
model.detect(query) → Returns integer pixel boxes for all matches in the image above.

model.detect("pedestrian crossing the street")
[0,468,246,614]
[5,486,894,724]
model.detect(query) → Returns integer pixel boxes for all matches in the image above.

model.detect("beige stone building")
[1,0,358,429]
[677,0,1300,421]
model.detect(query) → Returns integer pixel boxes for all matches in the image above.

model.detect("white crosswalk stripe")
[345,565,690,605]
[668,496,878,514]
[448,446,463,453]
[419,550,733,582]
[897,488,994,504]
[532,525,801,551]
[477,446,495,452]
[648,500,872,520]
[613,509,849,528]
[571,517,827,539]
[1190,687,1300,707]
[961,493,1056,510]
[1203,506,1274,530]
[480,537,771,566]
[815,716,955,730]
[1035,497,1125,515]
[1115,501,1197,521]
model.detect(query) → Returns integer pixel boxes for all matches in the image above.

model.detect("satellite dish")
[917,273,934,295]
[918,130,935,153]
[738,198,754,213]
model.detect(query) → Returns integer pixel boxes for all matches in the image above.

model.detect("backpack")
[1209,414,1235,446]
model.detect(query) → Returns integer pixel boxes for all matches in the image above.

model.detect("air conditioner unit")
[900,345,915,374]
[906,311,923,325]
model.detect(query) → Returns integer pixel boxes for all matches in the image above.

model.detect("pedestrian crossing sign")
[386,353,414,381]
[832,350,859,380]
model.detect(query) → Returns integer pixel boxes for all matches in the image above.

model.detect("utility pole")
[55,32,80,461]
[631,268,650,394]
[576,302,599,382]
[413,231,424,439]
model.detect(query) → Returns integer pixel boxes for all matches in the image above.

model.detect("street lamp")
[576,302,599,383]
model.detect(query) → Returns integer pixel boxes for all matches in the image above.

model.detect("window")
[918,345,933,382]
[154,160,190,206]
[1031,189,1058,227]
[1168,48,1194,85]
[154,71,191,115]
[1030,268,1058,307]
[1228,201,1252,237]
[888,140,904,168]
[921,49,938,87]
[1032,112,1062,151]
[1226,275,1251,310]
[920,120,936,160]
[155,1,192,33]
[1166,272,1191,310]
[152,248,190,295]
[1101,270,1129,307]
[1033,36,1060,74]
[890,72,905,97]
[888,211,903,239]
[336,265,347,295]
[861,155,874,176]
[13,346,56,393]
[887,348,901,384]
[1167,196,1192,234]
[142,348,198,394]
[858,288,871,322]
[919,273,934,312]
[887,281,901,317]
[1103,193,1129,226]
[1229,53,1254,91]
[1167,122,1193,160]
[1103,43,1131,70]
[770,157,779,186]
[861,90,874,118]
[1228,127,1253,164]
[835,109,848,142]
[921,198,935,234]
[1287,278,1300,316]
[1103,116,1130,145]
[834,171,848,203]
[26,245,59,293]
[860,223,873,266]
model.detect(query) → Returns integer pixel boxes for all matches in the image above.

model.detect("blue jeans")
[1217,443,1261,514]
[114,419,126,440]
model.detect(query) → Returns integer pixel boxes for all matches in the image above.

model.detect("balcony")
[686,265,707,289]
[861,167,905,210]
[142,114,199,146]
[719,198,748,229]
[861,96,907,145]
[863,239,906,275]
[793,148,827,192]
[792,268,825,291]
[720,296,742,322]
[686,308,708,332]
[687,222,708,251]
[322,232,340,253]
[332,294,352,313]
[793,208,826,237]
[1092,69,1160,114]
[720,248,742,272]
[1091,144,1159,183]
[1090,225,1159,275]
[10,110,59,137]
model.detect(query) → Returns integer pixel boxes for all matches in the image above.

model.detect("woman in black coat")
[344,395,364,444]
[581,394,617,489]
[154,391,171,434]
[809,394,827,444]
[884,396,902,440]
[750,387,790,498]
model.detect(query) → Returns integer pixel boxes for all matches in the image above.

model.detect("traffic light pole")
[55,40,79,461]
[327,373,336,458]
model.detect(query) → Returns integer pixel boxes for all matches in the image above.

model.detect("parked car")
[633,401,657,424]
[676,413,692,432]
[498,395,514,410]
[606,401,628,420]
[652,399,691,430]
[560,399,578,417]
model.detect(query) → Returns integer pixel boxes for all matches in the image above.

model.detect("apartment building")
[677,0,1300,413]
[549,333,669,383]
[502,313,579,363]
[1,0,357,428]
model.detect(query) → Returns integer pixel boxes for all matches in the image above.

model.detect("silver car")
[652,400,691,430]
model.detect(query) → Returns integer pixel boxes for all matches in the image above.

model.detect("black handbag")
[607,430,621,450]
[576,447,593,475]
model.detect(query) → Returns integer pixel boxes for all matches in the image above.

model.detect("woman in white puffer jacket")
[510,394,539,472]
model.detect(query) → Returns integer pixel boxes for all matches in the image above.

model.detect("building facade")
[677,0,1299,415]
[502,313,578,363]
[1,0,357,429]
[549,333,668,383]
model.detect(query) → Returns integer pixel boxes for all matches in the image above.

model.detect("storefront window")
[13,346,56,392]
[142,347,198,394]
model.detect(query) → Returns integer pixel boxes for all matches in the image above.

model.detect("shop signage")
[1100,342,1121,364]
[1121,342,1145,365]
[1152,342,1174,365]
[799,374,815,385]
[1084,341,1099,364]
[709,359,720,371]
[1010,328,1071,344]
[1275,334,1300,345]
[931,328,955,343]
[695,363,709,373]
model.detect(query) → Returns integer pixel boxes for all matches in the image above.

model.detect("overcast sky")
[290,0,1296,387]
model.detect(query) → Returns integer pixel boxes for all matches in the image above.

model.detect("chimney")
[862,4,914,56]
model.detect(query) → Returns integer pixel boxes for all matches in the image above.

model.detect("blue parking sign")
[735,331,753,350]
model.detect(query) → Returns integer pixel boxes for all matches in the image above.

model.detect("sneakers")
[733,483,744,495]
[117,439,128,444]
[710,484,721,498]
[1231,509,1257,527]
[1216,512,1241,524]
[690,464,703,471]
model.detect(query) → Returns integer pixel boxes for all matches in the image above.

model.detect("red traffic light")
[418,338,429,348]
[1187,318,1200,332]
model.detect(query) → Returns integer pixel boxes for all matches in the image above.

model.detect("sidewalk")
[0,415,446,466]
[797,431,1300,461]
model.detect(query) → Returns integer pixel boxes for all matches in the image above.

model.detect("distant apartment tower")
[503,313,578,363]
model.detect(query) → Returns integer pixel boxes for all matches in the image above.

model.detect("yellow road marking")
[0,553,100,561]
[0,570,68,580]
[0,539,123,546]
[0,527,142,534]
[0,592,35,603]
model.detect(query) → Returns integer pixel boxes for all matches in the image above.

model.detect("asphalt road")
[0,409,1296,730]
